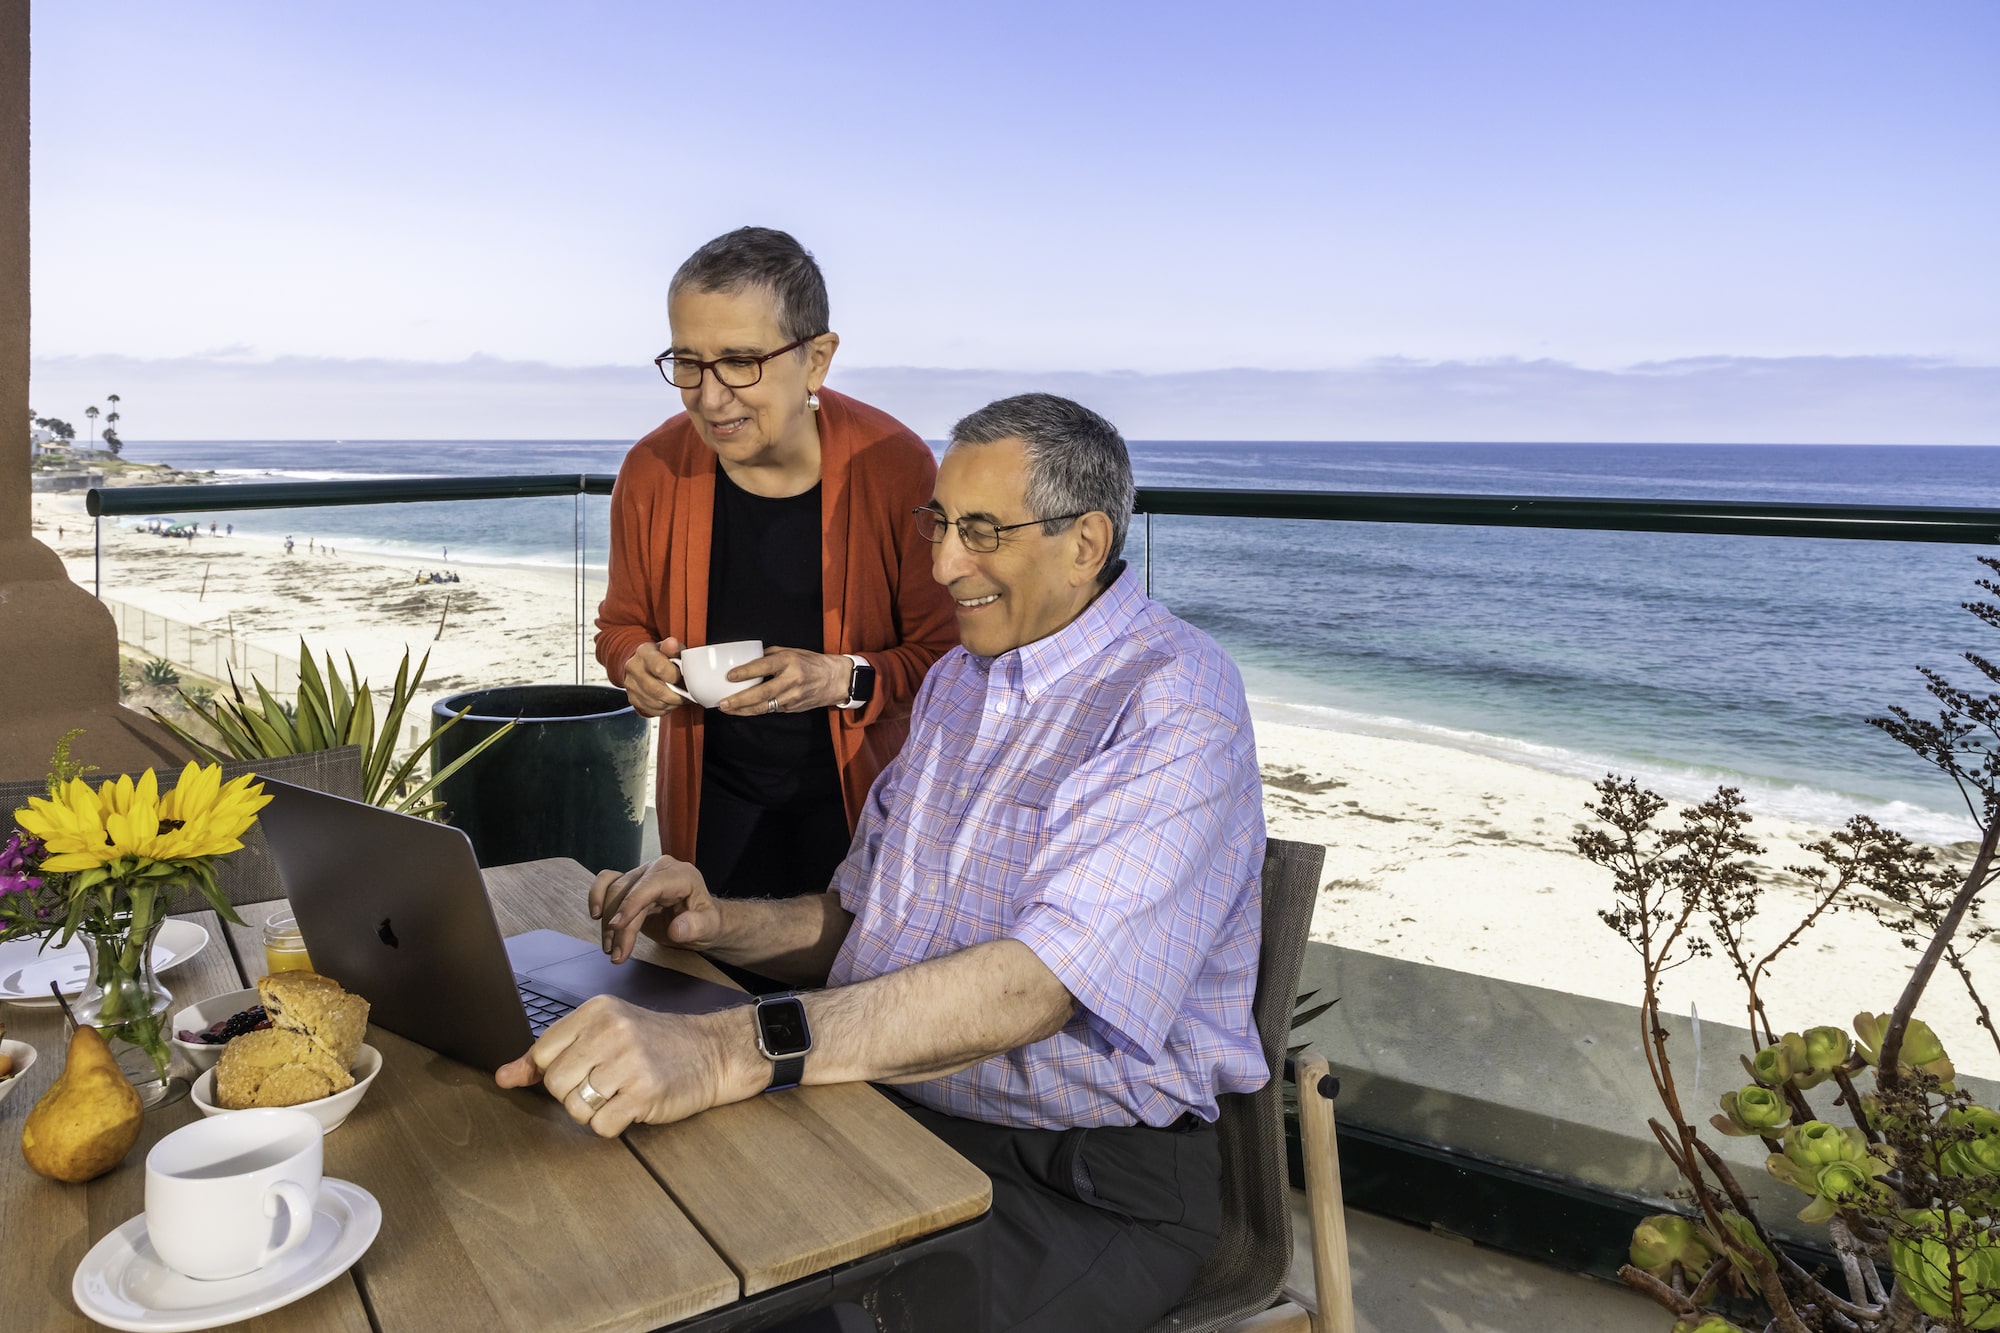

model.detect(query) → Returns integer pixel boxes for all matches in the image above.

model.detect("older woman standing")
[596,228,956,907]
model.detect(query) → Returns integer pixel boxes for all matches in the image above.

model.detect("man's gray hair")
[949,393,1134,584]
[669,227,830,343]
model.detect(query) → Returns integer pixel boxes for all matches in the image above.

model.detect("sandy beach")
[33,487,592,721]
[30,485,2000,1081]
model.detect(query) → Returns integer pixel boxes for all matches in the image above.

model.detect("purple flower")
[0,830,42,871]
[0,832,44,895]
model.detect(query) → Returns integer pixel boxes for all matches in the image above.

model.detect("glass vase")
[72,907,174,1088]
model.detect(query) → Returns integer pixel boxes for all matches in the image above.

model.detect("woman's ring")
[768,699,779,713]
[576,1075,609,1112]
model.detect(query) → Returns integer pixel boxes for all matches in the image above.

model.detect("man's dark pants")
[897,1096,1223,1333]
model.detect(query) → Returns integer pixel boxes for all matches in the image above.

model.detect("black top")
[702,467,842,809]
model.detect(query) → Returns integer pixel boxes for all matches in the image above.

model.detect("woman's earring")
[807,392,821,412]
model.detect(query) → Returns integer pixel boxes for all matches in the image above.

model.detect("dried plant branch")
[1880,821,2000,1086]
[1942,943,2000,1069]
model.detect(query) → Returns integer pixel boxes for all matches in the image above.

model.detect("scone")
[258,971,370,1066]
[213,1029,356,1109]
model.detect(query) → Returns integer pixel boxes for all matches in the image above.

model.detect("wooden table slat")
[630,1084,993,1295]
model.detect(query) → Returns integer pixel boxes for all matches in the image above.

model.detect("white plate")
[0,919,211,1006]
[71,1177,380,1332]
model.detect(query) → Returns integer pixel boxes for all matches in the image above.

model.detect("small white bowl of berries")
[170,988,269,1073]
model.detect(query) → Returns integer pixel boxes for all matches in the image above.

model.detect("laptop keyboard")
[517,980,577,1036]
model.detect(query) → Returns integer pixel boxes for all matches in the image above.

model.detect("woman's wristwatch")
[836,654,875,710]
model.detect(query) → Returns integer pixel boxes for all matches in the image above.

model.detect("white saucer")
[0,919,211,1005]
[71,1177,380,1332]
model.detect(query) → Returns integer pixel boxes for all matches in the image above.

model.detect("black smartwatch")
[837,654,876,710]
[754,991,813,1092]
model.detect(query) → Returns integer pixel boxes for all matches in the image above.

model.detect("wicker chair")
[1147,836,1340,1333]
[0,746,365,906]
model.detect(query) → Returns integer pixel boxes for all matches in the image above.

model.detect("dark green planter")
[431,684,648,873]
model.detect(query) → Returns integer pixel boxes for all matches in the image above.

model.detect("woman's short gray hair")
[669,227,830,343]
[948,393,1134,584]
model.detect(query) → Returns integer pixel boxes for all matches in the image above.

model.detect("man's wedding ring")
[576,1076,609,1113]
[768,699,779,713]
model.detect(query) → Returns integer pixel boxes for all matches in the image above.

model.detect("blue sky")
[27,2,2000,439]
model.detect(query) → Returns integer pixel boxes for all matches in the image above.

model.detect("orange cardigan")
[594,389,959,864]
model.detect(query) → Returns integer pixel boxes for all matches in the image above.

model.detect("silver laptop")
[256,778,749,1071]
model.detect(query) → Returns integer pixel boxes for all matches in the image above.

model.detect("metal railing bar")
[86,475,621,516]
[84,477,2000,544]
[1130,488,2000,544]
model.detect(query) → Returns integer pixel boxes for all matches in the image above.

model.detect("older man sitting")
[498,393,1268,1333]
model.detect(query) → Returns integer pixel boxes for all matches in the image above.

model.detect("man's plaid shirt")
[829,567,1268,1129]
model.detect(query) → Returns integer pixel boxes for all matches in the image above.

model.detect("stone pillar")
[0,0,186,782]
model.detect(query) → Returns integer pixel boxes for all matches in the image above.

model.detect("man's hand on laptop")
[493,996,761,1135]
[591,857,723,962]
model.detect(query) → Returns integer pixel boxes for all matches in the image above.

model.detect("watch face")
[850,663,876,703]
[758,997,811,1056]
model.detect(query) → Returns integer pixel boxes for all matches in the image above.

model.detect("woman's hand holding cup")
[622,637,687,717]
[716,647,852,715]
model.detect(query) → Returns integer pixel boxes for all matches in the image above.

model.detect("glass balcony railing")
[73,470,2000,1281]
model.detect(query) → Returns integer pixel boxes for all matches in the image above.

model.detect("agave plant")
[148,641,512,818]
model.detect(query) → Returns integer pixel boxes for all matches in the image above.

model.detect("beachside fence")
[82,473,2000,1288]
[102,597,300,698]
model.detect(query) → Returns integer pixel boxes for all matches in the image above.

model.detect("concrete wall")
[0,0,185,782]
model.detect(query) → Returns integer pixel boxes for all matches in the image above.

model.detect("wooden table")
[0,858,991,1331]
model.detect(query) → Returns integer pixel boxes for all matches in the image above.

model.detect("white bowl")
[169,986,263,1073]
[190,1043,381,1133]
[0,1037,37,1107]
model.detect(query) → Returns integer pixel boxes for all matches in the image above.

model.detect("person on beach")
[594,227,957,924]
[509,394,1264,1333]
[284,536,294,555]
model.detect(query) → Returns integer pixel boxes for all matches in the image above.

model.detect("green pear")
[21,1024,143,1183]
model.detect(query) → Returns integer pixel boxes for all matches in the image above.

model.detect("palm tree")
[106,393,121,438]
[85,404,99,449]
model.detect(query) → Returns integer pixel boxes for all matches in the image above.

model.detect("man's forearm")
[705,939,1077,1103]
[694,891,854,987]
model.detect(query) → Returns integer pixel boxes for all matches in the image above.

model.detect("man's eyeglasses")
[912,506,1090,554]
[654,336,813,390]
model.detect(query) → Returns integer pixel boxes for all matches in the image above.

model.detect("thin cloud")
[26,352,2000,444]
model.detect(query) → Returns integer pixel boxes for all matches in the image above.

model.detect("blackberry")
[187,1005,272,1044]
[217,1005,270,1040]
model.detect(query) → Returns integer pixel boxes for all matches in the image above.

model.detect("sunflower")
[14,762,271,871]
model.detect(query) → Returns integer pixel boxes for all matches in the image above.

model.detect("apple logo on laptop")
[377,918,400,949]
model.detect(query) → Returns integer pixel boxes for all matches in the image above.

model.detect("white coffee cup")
[668,639,767,709]
[145,1108,323,1281]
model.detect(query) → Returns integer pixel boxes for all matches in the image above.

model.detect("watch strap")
[837,653,872,710]
[768,1054,805,1092]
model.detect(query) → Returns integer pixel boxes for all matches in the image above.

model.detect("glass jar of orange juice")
[262,908,314,975]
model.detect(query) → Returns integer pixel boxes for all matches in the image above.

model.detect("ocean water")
[109,438,2000,843]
